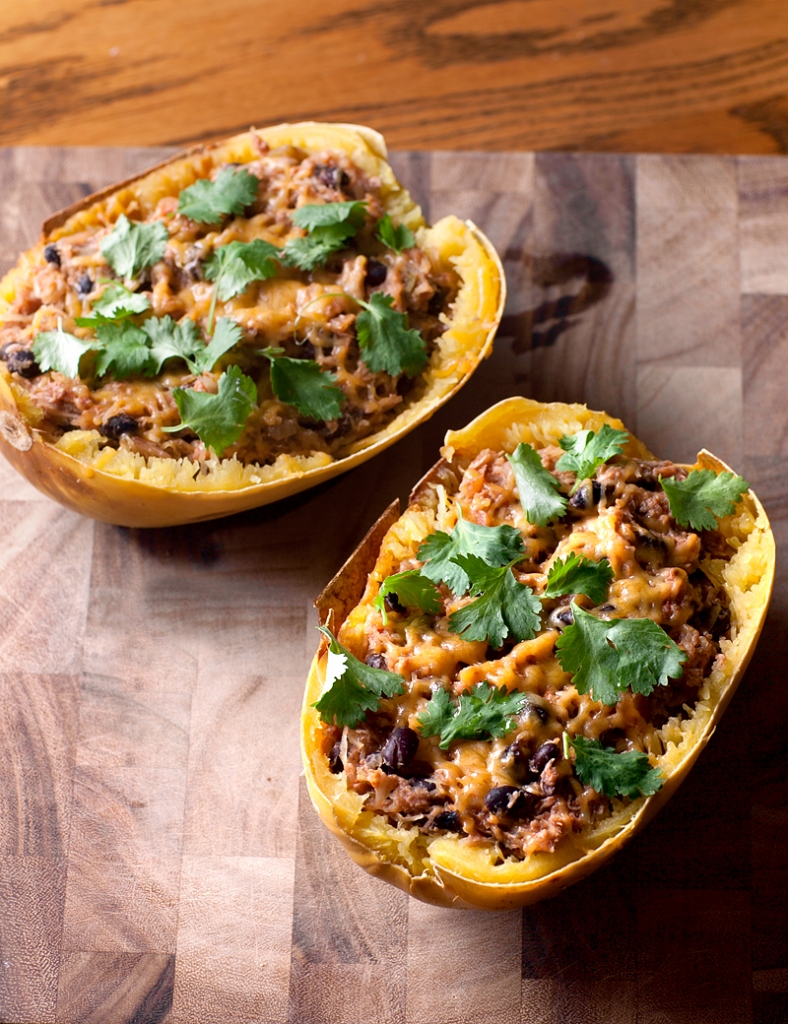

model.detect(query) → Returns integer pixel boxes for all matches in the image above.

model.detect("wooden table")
[0,147,785,1023]
[2,0,788,154]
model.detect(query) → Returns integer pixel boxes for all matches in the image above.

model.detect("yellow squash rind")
[0,123,504,527]
[301,397,775,910]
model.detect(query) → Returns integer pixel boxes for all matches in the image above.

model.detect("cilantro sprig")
[355,293,427,377]
[375,214,415,254]
[205,239,280,302]
[507,442,567,526]
[375,570,443,625]
[260,347,344,420]
[282,201,367,271]
[555,603,686,705]
[448,554,542,648]
[544,554,614,603]
[100,214,168,279]
[76,281,150,325]
[164,364,257,455]
[178,166,259,224]
[145,315,241,376]
[660,469,748,531]
[313,625,405,727]
[418,514,526,595]
[556,425,628,491]
[567,734,663,799]
[417,682,528,749]
[31,319,94,378]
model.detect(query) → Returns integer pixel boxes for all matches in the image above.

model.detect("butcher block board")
[0,149,785,1024]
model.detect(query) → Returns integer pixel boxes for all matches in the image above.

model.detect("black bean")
[530,741,560,774]
[75,273,93,296]
[434,810,462,832]
[384,591,406,615]
[315,164,350,190]
[596,603,616,614]
[365,259,388,288]
[328,742,343,774]
[411,775,436,791]
[547,605,574,630]
[365,653,388,670]
[7,350,40,378]
[592,480,602,503]
[43,243,60,266]
[99,413,138,440]
[381,727,419,771]
[485,785,528,816]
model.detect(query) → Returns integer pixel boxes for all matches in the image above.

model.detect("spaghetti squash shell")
[301,397,775,910]
[0,122,504,527]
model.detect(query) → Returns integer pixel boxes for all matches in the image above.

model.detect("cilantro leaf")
[507,442,567,526]
[556,424,629,491]
[313,625,405,727]
[204,239,280,301]
[76,282,151,325]
[94,321,152,379]
[375,214,415,253]
[260,347,344,420]
[544,554,614,603]
[418,514,525,595]
[448,554,542,648]
[375,570,443,624]
[417,682,528,749]
[281,201,367,271]
[100,214,168,278]
[32,320,94,378]
[164,364,257,455]
[555,604,687,705]
[177,166,259,224]
[190,317,243,374]
[292,200,367,232]
[356,293,427,377]
[142,316,202,374]
[660,469,749,531]
[568,735,663,799]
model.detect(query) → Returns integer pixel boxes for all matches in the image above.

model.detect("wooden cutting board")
[0,148,784,1024]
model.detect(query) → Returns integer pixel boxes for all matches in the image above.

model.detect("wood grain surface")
[2,1,788,154]
[0,147,786,1024]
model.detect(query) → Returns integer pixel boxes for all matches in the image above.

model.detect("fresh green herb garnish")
[313,625,405,727]
[100,214,168,278]
[660,469,748,531]
[204,239,280,302]
[355,293,427,377]
[447,554,542,648]
[418,515,526,595]
[555,603,686,705]
[556,424,628,491]
[93,321,151,379]
[282,201,367,271]
[417,682,528,749]
[164,364,257,455]
[375,570,443,624]
[260,347,344,420]
[31,319,94,378]
[375,213,415,254]
[143,315,241,376]
[75,282,151,325]
[544,554,614,603]
[177,166,259,225]
[567,734,663,799]
[507,442,567,526]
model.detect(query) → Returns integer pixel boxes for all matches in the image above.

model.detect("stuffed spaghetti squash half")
[0,122,503,527]
[302,398,774,910]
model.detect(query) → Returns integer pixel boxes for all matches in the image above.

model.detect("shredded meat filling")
[1,145,458,466]
[323,450,736,861]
